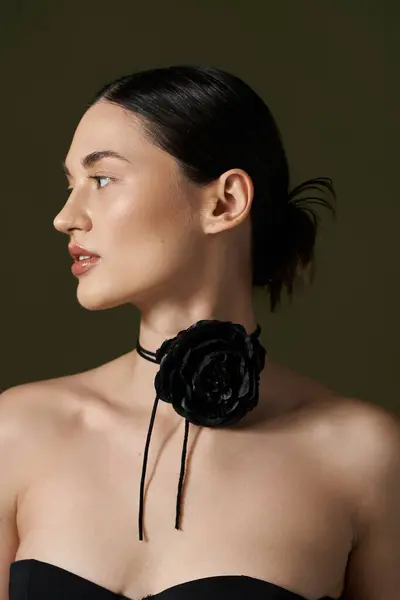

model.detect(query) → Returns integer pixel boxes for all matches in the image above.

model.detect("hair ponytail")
[252,177,337,312]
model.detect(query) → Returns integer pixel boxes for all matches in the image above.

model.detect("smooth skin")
[1,100,399,600]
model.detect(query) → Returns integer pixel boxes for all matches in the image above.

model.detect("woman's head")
[54,64,335,314]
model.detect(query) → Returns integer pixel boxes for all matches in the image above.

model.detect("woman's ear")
[201,168,254,234]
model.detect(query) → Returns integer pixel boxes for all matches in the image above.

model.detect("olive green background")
[1,2,398,412]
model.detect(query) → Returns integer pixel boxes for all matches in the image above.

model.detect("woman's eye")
[64,175,112,195]
[91,175,112,189]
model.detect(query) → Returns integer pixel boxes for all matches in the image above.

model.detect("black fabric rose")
[154,319,267,427]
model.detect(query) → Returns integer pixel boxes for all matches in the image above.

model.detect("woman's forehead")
[64,101,184,184]
[65,102,159,171]
[73,101,144,147]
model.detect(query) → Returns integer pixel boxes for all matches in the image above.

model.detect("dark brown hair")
[90,64,336,311]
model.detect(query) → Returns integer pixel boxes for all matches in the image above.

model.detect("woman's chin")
[76,286,126,311]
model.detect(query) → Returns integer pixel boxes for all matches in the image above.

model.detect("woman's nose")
[53,200,92,234]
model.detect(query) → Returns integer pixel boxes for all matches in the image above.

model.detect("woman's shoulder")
[268,359,398,423]
[263,361,400,466]
[0,371,95,443]
[0,350,131,413]
[0,351,135,437]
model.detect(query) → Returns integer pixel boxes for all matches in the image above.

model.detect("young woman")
[1,65,399,600]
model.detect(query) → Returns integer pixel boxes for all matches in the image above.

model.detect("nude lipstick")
[68,244,101,276]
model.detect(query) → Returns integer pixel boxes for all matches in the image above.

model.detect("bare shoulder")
[1,375,82,421]
[278,362,400,481]
[303,391,400,462]
[334,395,400,487]
[310,393,400,531]
[0,378,86,589]
[319,394,400,455]
[322,396,400,597]
[0,375,88,462]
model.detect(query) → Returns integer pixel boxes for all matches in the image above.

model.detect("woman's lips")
[71,256,101,276]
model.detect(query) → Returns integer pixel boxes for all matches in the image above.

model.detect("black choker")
[135,319,267,541]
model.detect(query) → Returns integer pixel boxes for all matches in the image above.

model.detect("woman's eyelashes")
[66,175,114,193]
[90,175,113,189]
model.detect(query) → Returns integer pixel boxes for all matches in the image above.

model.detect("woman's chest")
[14,410,352,599]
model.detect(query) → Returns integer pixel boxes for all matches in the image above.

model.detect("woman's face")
[54,100,206,311]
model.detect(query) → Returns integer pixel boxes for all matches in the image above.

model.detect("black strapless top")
[9,559,337,599]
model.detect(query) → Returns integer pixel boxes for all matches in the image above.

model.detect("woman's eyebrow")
[62,149,131,177]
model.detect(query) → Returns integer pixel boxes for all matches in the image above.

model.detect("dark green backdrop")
[1,1,398,412]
